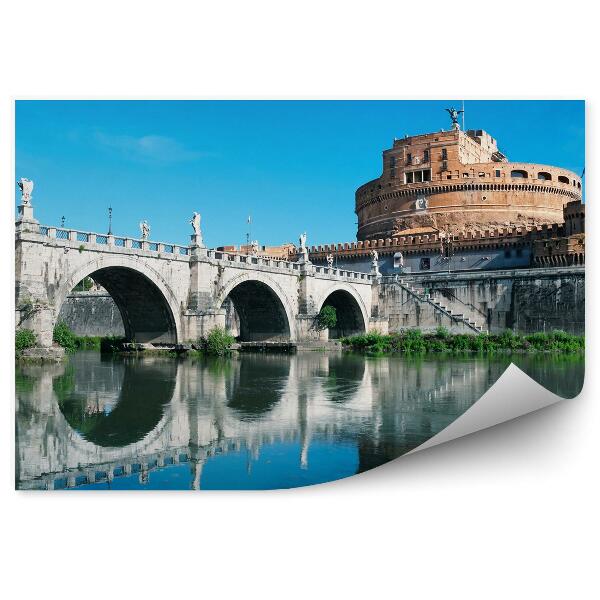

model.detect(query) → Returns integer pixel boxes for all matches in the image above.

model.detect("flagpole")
[462,100,465,131]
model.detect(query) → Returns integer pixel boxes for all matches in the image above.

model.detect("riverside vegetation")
[17,321,583,359]
[342,327,584,355]
[15,322,235,358]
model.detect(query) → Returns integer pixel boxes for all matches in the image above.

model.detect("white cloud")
[94,132,210,163]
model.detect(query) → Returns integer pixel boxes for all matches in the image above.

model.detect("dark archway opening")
[222,280,291,342]
[321,290,366,339]
[511,169,528,179]
[58,267,177,344]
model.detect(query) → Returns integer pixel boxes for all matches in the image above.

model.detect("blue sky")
[16,100,585,248]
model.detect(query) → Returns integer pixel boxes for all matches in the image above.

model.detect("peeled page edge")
[407,363,565,455]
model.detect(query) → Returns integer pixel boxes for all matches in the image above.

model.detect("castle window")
[495,169,501,177]
[441,148,448,160]
[478,172,485,177]
[423,169,431,182]
[538,171,552,181]
[558,175,569,184]
[423,150,430,162]
[511,169,528,178]
[405,172,414,184]
[414,171,423,183]
[406,153,412,165]
[420,257,431,270]
[463,172,469,178]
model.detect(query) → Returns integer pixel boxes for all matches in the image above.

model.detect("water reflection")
[15,351,584,490]
[53,354,176,446]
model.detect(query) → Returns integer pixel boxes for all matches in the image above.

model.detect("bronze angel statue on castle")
[445,106,464,129]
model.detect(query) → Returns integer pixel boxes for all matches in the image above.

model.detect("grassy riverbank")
[341,328,584,355]
[18,322,236,357]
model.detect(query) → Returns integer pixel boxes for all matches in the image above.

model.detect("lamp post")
[108,206,113,235]
[61,215,65,228]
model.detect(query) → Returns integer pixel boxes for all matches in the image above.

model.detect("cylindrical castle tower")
[355,127,582,240]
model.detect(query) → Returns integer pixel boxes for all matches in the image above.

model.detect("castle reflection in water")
[15,352,582,490]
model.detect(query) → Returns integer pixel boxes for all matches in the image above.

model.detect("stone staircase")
[394,279,486,333]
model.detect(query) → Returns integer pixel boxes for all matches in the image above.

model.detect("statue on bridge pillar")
[189,211,205,247]
[371,249,381,277]
[139,220,150,240]
[298,231,310,264]
[326,253,334,268]
[16,178,37,224]
[17,178,33,205]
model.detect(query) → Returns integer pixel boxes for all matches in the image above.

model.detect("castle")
[308,114,585,275]
[356,124,582,239]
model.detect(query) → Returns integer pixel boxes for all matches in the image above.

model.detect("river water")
[15,351,584,490]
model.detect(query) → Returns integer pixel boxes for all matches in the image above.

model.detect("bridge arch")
[316,283,368,339]
[215,272,295,342]
[55,255,181,344]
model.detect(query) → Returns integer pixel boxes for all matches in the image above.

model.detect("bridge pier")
[16,304,55,348]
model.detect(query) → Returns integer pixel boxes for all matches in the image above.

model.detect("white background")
[0,2,597,598]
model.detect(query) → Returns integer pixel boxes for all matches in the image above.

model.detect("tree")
[73,277,94,292]
[317,305,337,330]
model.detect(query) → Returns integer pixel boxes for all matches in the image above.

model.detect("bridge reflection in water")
[15,352,582,490]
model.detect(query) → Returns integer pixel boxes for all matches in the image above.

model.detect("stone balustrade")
[36,224,190,257]
[33,224,373,282]
[206,248,373,282]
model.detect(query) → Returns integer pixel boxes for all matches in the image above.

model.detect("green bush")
[435,325,450,338]
[75,336,102,350]
[317,305,337,330]
[15,329,36,356]
[203,327,235,356]
[342,328,584,355]
[53,321,78,353]
[341,331,391,354]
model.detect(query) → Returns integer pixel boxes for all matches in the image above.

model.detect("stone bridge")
[15,206,383,347]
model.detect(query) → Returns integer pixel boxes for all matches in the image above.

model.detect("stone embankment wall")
[57,268,585,338]
[58,292,125,337]
[378,266,585,335]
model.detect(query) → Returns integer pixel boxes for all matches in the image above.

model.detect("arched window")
[511,169,528,178]
[537,171,552,181]
[558,175,570,184]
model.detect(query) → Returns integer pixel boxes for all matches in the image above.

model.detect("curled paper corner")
[408,363,569,455]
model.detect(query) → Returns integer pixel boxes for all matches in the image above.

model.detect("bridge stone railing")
[33,224,373,283]
[206,249,373,283]
[313,264,372,282]
[37,225,190,257]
